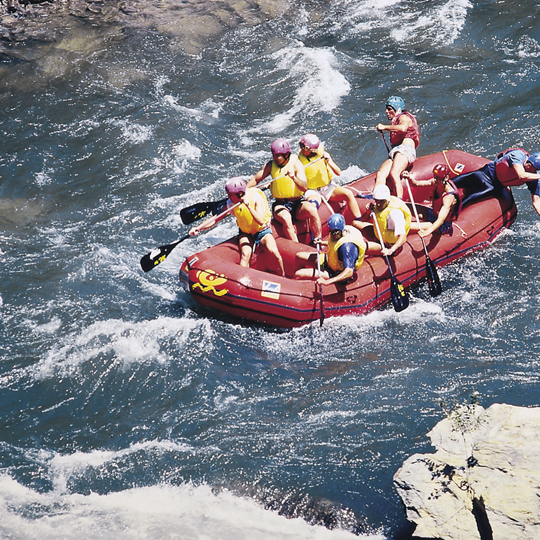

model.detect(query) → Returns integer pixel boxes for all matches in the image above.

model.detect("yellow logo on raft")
[192,269,229,297]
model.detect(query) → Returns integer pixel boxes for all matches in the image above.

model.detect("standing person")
[298,133,363,228]
[357,184,411,256]
[403,164,463,236]
[294,213,368,286]
[189,177,285,276]
[247,138,322,244]
[454,148,540,216]
[375,96,420,199]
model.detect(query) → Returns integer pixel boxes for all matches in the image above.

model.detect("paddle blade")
[390,277,409,312]
[140,235,189,272]
[180,198,228,225]
[425,256,442,297]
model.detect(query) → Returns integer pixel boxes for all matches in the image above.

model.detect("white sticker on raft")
[262,281,281,300]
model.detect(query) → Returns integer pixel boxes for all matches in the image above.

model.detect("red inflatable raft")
[179,150,516,328]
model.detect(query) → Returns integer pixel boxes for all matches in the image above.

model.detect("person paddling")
[298,133,363,229]
[357,184,411,256]
[404,164,463,236]
[374,96,420,199]
[294,213,369,286]
[189,177,285,276]
[247,138,322,245]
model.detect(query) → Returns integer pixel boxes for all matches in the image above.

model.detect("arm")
[323,151,341,176]
[318,243,357,286]
[245,191,268,226]
[247,161,272,188]
[418,195,454,237]
[189,204,232,236]
[381,232,407,256]
[291,158,308,192]
[381,209,407,256]
[512,162,540,182]
[532,193,540,218]
[402,170,435,187]
[319,266,354,286]
[377,114,412,134]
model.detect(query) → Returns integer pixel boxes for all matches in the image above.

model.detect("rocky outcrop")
[394,403,540,540]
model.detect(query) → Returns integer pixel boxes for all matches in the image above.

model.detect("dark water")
[1,1,540,538]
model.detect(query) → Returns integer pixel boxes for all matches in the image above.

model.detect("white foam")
[109,118,154,145]
[32,316,215,379]
[252,42,350,133]
[0,475,387,540]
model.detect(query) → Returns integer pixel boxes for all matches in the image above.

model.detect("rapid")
[1,0,540,538]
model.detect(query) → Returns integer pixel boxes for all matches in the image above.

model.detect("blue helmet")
[527,152,540,171]
[328,213,345,231]
[386,96,404,112]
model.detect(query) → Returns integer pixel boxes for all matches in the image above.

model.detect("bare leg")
[260,234,285,277]
[238,234,254,267]
[375,159,392,187]
[296,201,322,241]
[330,185,362,225]
[388,152,408,198]
[273,206,298,242]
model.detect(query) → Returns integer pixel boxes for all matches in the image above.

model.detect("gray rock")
[394,403,540,540]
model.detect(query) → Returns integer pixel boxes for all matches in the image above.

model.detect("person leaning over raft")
[374,95,420,199]
[298,133,363,228]
[189,177,285,276]
[294,213,369,286]
[357,184,411,256]
[247,138,322,244]
[452,148,540,216]
[403,164,462,237]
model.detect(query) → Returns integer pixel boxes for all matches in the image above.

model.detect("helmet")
[271,138,291,156]
[299,133,320,150]
[433,164,449,179]
[328,213,345,231]
[527,152,540,171]
[225,177,247,195]
[372,184,391,201]
[386,96,405,112]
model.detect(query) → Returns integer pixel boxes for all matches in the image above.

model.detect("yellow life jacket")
[231,188,271,235]
[270,155,304,200]
[374,196,412,245]
[298,144,332,189]
[327,225,366,272]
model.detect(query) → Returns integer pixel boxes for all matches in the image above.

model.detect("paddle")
[315,241,325,326]
[381,132,390,153]
[141,174,282,272]
[180,198,228,225]
[179,157,324,225]
[140,201,241,272]
[371,211,409,312]
[404,178,442,297]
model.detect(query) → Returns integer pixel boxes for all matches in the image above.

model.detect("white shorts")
[306,182,337,201]
[389,144,416,164]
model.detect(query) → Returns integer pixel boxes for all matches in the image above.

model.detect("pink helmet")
[271,138,291,156]
[299,133,320,150]
[225,177,247,194]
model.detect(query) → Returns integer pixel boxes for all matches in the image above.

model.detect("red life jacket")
[390,111,420,149]
[494,148,529,186]
[432,178,463,221]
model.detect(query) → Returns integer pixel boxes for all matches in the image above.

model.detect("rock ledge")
[394,403,540,540]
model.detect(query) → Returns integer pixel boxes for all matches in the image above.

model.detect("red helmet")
[271,138,291,156]
[225,177,247,194]
[299,133,320,150]
[433,164,449,179]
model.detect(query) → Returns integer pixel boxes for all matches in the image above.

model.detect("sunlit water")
[1,1,540,538]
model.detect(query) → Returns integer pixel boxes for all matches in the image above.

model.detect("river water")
[1,1,540,538]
